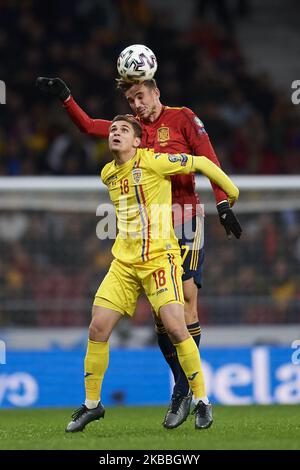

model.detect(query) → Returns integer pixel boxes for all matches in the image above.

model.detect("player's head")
[109,115,142,154]
[116,79,161,121]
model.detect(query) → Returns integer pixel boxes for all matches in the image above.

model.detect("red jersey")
[63,97,228,224]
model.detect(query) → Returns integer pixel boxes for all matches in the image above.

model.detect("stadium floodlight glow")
[0,176,299,214]
[0,175,300,191]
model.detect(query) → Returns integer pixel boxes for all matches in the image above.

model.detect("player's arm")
[181,107,228,202]
[181,107,242,238]
[191,156,239,207]
[36,77,111,138]
[149,153,239,206]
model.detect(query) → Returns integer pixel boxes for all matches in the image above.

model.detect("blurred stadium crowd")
[0,1,299,329]
[1,0,300,176]
[1,210,299,327]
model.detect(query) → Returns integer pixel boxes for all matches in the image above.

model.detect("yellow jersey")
[101,148,238,264]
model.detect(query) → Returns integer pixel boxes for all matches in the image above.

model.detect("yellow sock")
[84,339,109,402]
[174,336,206,399]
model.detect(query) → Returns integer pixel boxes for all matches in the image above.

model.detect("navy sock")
[156,321,202,397]
[187,321,201,348]
[156,323,181,384]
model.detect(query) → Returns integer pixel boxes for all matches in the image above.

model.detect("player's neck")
[113,148,137,165]
[144,102,163,123]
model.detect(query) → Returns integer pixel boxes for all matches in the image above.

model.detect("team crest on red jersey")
[157,126,170,146]
[132,168,142,184]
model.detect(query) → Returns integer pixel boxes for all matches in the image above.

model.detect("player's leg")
[143,252,186,400]
[174,215,204,395]
[154,215,204,426]
[159,302,203,395]
[84,305,122,409]
[65,304,122,433]
[154,313,182,390]
[142,251,212,429]
[159,301,212,430]
[154,278,201,395]
[182,276,202,382]
[66,260,140,433]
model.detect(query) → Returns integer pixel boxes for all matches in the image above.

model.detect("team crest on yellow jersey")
[132,168,142,185]
[157,126,169,146]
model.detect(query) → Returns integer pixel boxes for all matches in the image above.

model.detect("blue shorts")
[175,214,204,288]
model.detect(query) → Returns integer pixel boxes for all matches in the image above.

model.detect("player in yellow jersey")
[65,115,239,433]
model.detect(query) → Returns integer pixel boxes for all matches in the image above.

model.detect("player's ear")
[154,87,160,99]
[133,136,141,148]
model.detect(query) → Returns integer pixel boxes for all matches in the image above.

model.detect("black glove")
[36,77,70,101]
[217,201,242,239]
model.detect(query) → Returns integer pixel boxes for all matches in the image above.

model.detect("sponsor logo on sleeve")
[106,174,118,187]
[168,154,181,163]
[194,117,204,127]
[180,154,188,166]
[194,116,207,134]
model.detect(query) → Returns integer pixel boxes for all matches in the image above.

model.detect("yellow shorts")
[94,252,184,316]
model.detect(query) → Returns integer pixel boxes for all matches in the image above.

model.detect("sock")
[156,322,181,384]
[156,321,202,397]
[193,396,209,405]
[187,321,201,348]
[172,321,202,396]
[174,336,206,399]
[85,399,99,409]
[84,339,109,404]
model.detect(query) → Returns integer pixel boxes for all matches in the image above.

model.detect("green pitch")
[0,405,299,450]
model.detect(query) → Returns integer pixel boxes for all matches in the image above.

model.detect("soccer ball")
[117,44,157,83]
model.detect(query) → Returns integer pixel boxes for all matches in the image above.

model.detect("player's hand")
[36,77,70,101]
[217,201,242,239]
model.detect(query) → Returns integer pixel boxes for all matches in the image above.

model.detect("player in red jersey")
[37,76,242,429]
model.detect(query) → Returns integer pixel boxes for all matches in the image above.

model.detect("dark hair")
[111,114,142,138]
[115,78,158,94]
